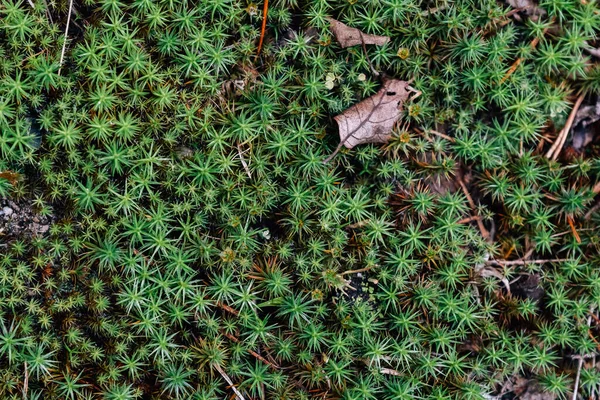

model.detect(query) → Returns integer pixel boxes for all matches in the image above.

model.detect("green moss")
[0,0,599,398]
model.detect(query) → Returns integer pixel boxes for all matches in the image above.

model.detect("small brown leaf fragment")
[335,79,409,150]
[327,18,390,48]
[0,171,20,185]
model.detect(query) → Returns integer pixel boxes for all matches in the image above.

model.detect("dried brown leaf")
[324,79,410,163]
[327,18,390,48]
[0,171,20,185]
[337,79,409,148]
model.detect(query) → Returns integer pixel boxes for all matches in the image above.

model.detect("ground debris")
[511,273,544,302]
[571,96,600,152]
[506,0,547,22]
[492,375,557,400]
[0,199,52,238]
[325,79,411,163]
[327,18,390,48]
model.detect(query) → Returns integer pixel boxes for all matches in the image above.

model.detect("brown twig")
[458,215,482,224]
[588,329,600,351]
[482,6,533,33]
[567,215,581,244]
[426,129,455,142]
[457,177,490,240]
[545,94,585,160]
[500,24,551,85]
[256,0,269,56]
[359,32,379,77]
[414,128,455,143]
[490,258,570,266]
[223,332,279,369]
[217,302,239,316]
[214,303,281,370]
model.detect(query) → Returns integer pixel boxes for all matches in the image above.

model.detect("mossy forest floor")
[1,0,600,399]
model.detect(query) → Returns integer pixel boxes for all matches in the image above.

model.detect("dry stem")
[545,94,585,160]
[256,0,269,55]
[223,332,279,369]
[237,144,252,179]
[573,308,595,400]
[214,363,246,400]
[490,258,570,266]
[58,0,74,75]
[457,177,490,240]
[499,20,553,84]
[340,265,376,276]
[22,362,28,400]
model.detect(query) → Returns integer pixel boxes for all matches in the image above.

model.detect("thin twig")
[223,332,279,369]
[415,128,455,143]
[584,202,600,220]
[457,177,490,240]
[237,144,252,179]
[256,0,269,55]
[545,94,585,160]
[214,363,246,400]
[22,362,28,400]
[340,265,376,276]
[573,308,595,400]
[359,32,379,77]
[583,43,600,59]
[43,0,53,25]
[479,267,511,293]
[500,22,552,84]
[567,215,581,244]
[427,129,454,142]
[216,302,239,316]
[58,0,74,75]
[458,215,482,224]
[490,258,570,266]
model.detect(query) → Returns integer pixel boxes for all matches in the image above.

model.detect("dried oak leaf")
[336,79,409,148]
[328,18,390,48]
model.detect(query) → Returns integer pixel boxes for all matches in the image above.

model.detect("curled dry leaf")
[571,97,600,151]
[327,18,390,48]
[506,0,546,22]
[324,79,410,163]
